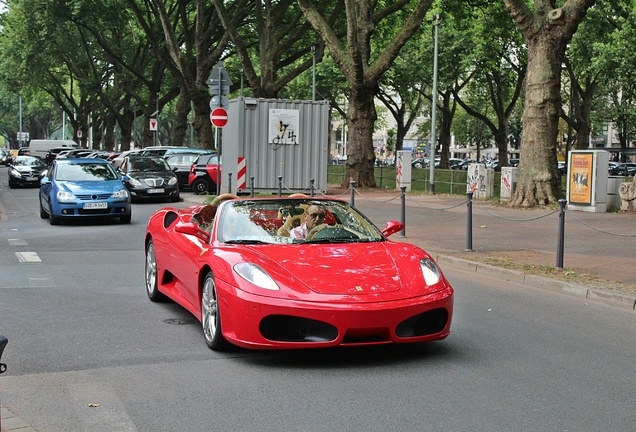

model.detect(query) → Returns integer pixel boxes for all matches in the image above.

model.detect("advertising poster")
[568,153,593,205]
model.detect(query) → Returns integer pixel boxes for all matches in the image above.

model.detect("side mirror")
[381,220,404,238]
[175,221,210,240]
[40,176,51,185]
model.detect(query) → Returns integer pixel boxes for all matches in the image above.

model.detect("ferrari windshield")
[217,199,385,244]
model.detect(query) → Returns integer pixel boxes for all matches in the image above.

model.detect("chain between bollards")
[350,180,356,206]
[465,192,473,252]
[399,186,406,238]
[556,199,566,270]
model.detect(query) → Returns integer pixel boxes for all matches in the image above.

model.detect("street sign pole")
[207,62,232,196]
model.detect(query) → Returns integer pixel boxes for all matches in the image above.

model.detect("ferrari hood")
[263,243,403,295]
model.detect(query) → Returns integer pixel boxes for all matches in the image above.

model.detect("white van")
[29,139,79,159]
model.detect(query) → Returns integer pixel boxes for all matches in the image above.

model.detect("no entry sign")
[210,107,228,128]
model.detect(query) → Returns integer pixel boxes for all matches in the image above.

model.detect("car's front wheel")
[201,272,229,351]
[192,178,211,195]
[39,199,49,219]
[145,239,166,302]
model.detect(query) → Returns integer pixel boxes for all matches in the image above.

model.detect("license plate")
[26,177,37,181]
[148,188,165,194]
[84,202,108,209]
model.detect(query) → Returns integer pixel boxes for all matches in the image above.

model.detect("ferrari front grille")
[259,315,337,342]
[395,308,448,338]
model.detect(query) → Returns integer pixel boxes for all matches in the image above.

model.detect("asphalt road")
[0,168,635,432]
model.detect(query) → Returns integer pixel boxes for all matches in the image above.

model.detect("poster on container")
[568,152,593,205]
[268,109,299,149]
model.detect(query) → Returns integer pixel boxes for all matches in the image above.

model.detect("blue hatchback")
[39,158,132,225]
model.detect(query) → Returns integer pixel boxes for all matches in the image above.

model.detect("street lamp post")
[429,13,441,194]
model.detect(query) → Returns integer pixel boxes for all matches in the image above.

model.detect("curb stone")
[436,254,636,311]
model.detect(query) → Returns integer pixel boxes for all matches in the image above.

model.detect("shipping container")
[222,98,330,195]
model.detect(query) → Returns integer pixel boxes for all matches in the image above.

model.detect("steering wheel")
[306,224,362,240]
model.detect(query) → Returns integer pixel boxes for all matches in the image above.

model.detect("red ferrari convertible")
[144,194,454,350]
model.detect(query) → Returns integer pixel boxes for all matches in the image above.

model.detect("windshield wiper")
[224,239,269,245]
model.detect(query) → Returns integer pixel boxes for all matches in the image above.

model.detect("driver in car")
[290,205,326,239]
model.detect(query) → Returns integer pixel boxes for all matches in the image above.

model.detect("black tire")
[201,271,229,351]
[49,216,60,225]
[145,239,167,302]
[120,212,132,224]
[8,179,15,188]
[39,199,49,219]
[192,178,211,195]
[171,192,180,202]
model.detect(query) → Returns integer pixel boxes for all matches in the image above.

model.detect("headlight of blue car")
[56,191,76,203]
[112,189,129,199]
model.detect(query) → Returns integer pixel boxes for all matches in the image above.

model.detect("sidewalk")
[186,187,636,310]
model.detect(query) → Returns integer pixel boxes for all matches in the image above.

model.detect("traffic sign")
[149,118,158,131]
[210,108,228,128]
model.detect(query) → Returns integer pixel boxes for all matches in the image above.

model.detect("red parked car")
[144,195,454,351]
[188,153,222,194]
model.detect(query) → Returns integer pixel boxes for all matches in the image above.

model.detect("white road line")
[8,238,28,246]
[15,252,42,263]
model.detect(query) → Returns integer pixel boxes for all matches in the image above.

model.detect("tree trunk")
[505,0,596,207]
[171,88,191,147]
[192,96,214,150]
[510,42,562,207]
[343,85,377,188]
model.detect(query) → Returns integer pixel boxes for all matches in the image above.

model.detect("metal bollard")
[350,181,356,206]
[556,199,566,270]
[0,335,7,375]
[227,172,232,194]
[0,335,6,431]
[250,177,255,197]
[465,192,474,252]
[310,179,315,197]
[278,176,283,197]
[400,186,406,238]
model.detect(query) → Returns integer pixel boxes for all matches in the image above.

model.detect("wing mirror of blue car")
[0,335,8,374]
[381,220,404,238]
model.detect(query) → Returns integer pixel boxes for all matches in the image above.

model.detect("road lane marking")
[15,252,42,263]
[8,238,28,246]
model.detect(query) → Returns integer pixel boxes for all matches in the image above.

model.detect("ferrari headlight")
[420,258,441,286]
[56,191,76,202]
[234,263,280,291]
[128,177,143,188]
[112,189,129,199]
[168,177,177,186]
